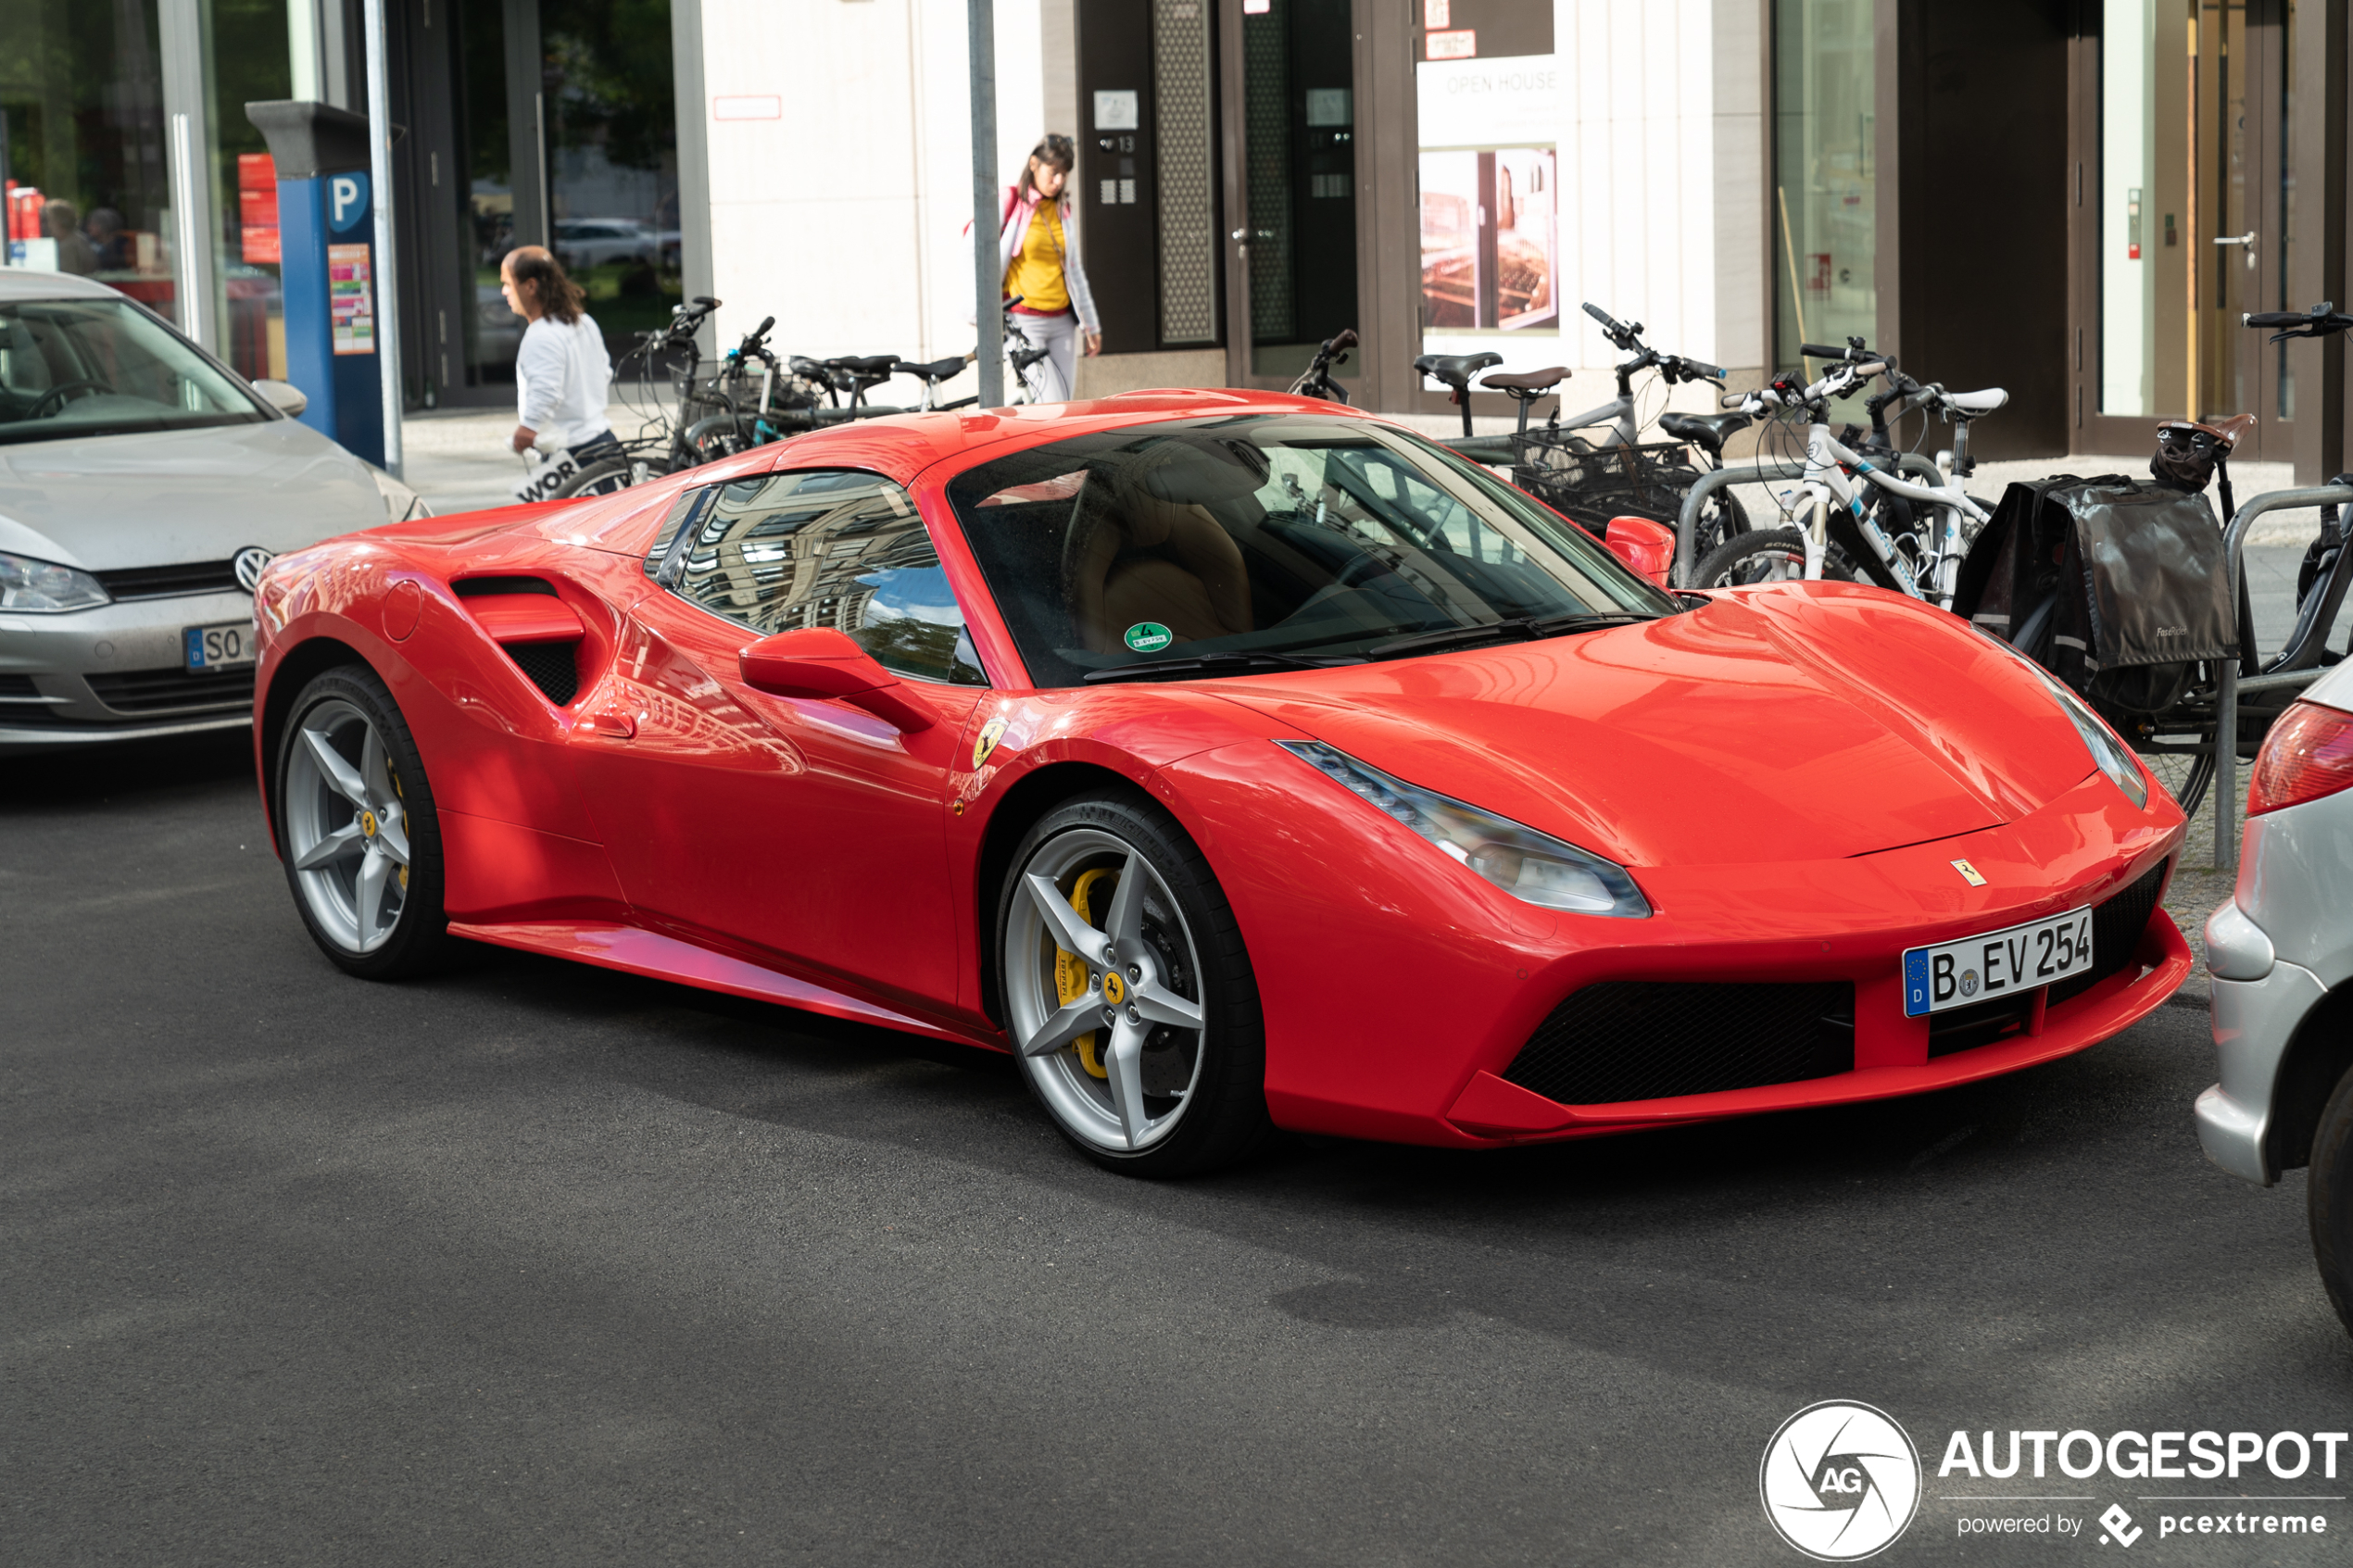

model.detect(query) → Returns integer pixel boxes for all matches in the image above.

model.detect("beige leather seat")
[1063,442,1257,654]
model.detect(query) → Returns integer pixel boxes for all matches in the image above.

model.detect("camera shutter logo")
[233,546,275,593]
[1759,1400,1922,1561]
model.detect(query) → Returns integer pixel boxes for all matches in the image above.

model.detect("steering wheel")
[29,379,113,419]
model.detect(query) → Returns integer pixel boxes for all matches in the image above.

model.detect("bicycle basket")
[1509,437,1698,533]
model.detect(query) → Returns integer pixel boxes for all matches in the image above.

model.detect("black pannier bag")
[1953,474,2236,725]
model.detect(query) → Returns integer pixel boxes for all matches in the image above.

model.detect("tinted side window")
[643,484,711,578]
[669,469,987,686]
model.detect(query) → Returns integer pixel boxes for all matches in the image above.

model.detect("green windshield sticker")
[1123,621,1173,654]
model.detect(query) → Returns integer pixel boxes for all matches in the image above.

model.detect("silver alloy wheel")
[283,696,411,955]
[1003,827,1207,1153]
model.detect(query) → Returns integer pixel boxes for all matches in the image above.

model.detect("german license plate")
[183,621,257,671]
[1903,906,2095,1017]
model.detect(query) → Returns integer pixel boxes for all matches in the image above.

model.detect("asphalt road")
[6,734,2348,1567]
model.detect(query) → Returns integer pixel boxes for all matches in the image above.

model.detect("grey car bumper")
[0,588,257,755]
[2197,947,2330,1186]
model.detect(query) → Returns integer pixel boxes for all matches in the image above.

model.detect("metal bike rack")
[2211,482,2353,870]
[1671,452,1948,585]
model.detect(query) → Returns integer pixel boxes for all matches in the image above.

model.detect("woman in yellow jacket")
[994,134,1100,401]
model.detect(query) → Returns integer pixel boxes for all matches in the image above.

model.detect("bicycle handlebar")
[2246,302,2353,340]
[1326,328,1359,352]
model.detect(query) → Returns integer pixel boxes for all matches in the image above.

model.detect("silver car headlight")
[0,549,109,612]
[2028,664,2149,809]
[1277,740,1651,917]
[370,466,432,522]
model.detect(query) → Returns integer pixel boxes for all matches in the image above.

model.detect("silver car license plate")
[1903,906,2095,1017]
[183,621,257,671]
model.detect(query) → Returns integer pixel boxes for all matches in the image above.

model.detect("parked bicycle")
[1954,302,2353,819]
[1408,304,1752,551]
[1689,341,1998,608]
[1286,329,1357,404]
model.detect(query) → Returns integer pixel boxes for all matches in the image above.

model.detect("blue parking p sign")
[328,172,369,233]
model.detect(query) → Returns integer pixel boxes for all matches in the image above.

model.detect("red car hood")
[1206,585,2095,867]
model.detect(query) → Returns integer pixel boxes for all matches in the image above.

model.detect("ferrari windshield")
[0,297,268,445]
[943,413,1677,686]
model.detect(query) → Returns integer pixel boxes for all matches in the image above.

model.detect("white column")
[156,0,218,353]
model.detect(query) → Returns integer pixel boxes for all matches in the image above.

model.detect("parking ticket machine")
[244,100,384,466]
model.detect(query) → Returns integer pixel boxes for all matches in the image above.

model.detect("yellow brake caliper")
[1053,867,1116,1079]
[387,758,409,891]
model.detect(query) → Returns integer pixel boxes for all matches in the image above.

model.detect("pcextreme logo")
[1760,1401,1924,1561]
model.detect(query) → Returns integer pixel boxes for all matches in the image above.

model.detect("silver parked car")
[0,269,422,755]
[2196,658,2353,1334]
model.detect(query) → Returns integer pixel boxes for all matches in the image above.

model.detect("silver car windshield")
[0,297,268,445]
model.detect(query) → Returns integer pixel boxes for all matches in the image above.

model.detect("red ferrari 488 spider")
[251,390,2189,1173]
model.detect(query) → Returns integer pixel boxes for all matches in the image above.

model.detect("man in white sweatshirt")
[500,245,615,462]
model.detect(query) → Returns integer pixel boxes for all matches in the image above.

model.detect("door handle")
[2215,230,2258,270]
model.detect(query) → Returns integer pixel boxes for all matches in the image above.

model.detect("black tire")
[274,664,450,980]
[994,787,1271,1176]
[552,457,640,498]
[1690,526,1864,590]
[2309,1061,2353,1337]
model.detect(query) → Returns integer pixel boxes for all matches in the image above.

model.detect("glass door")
[2094,0,2295,460]
[1219,0,1360,388]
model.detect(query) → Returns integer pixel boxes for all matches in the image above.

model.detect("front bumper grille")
[2048,859,2168,1007]
[1501,859,2172,1106]
[94,560,242,599]
[85,665,256,715]
[1503,981,1856,1105]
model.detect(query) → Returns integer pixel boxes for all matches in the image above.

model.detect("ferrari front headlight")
[1277,739,1651,917]
[0,549,109,612]
[2028,665,2149,809]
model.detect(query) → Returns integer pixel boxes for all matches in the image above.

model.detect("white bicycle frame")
[1747,363,1993,609]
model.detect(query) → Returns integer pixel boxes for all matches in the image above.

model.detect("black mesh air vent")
[94,561,240,599]
[1503,981,1856,1106]
[505,641,579,705]
[454,576,558,597]
[86,666,257,714]
[2047,859,2169,1009]
[0,674,39,697]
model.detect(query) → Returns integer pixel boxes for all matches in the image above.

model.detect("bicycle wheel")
[550,457,642,498]
[1691,526,1863,590]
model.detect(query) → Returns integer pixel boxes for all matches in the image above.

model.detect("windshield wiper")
[1082,650,1362,684]
[1367,612,1652,661]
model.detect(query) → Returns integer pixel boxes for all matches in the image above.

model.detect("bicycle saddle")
[901,355,968,383]
[2203,411,2259,449]
[1480,366,1567,395]
[1943,387,2008,417]
[1413,352,1504,392]
[1656,411,1752,456]
[825,355,901,376]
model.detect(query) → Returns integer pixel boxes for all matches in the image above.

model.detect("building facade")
[5,1,2347,478]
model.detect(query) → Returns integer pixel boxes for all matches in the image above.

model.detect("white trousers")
[1014,310,1078,402]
